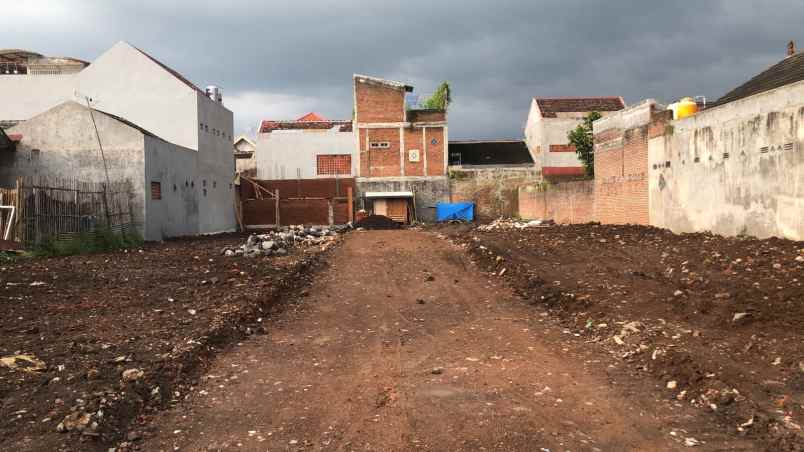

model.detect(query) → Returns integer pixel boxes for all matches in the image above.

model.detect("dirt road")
[138,230,754,451]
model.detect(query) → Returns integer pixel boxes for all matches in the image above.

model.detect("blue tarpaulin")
[436,202,474,222]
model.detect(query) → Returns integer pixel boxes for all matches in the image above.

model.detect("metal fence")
[0,176,138,247]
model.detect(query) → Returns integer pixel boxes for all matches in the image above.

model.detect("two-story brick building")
[352,74,449,223]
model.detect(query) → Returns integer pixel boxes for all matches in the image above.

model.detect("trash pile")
[221,225,345,257]
[477,218,555,231]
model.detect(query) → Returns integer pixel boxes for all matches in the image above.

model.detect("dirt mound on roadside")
[355,215,401,230]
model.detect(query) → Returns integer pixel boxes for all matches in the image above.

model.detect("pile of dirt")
[354,214,401,230]
[446,223,804,450]
[0,233,336,451]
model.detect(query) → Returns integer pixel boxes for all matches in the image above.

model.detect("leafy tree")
[567,111,601,177]
[422,81,452,110]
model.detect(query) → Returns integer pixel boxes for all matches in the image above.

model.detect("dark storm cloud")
[7,1,804,138]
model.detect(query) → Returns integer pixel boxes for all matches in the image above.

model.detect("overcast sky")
[7,1,802,139]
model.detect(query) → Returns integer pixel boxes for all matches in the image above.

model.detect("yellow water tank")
[670,97,698,120]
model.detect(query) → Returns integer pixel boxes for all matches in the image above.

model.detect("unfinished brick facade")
[518,180,595,223]
[353,75,447,178]
[353,74,450,222]
[593,100,666,225]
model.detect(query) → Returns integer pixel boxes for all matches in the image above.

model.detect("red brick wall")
[409,110,446,122]
[425,128,445,176]
[594,125,650,225]
[518,180,595,223]
[355,82,405,123]
[363,128,402,177]
[549,144,576,153]
[404,128,425,176]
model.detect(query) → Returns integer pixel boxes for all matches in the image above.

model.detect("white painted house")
[0,42,236,240]
[255,113,355,180]
[524,97,625,179]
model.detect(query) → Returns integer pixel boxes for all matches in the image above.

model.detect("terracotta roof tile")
[259,119,352,134]
[296,112,327,122]
[535,97,625,118]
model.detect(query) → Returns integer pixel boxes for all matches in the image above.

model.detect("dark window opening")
[151,182,162,200]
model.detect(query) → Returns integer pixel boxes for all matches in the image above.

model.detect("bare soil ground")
[2,226,802,451]
[0,234,334,451]
[446,223,804,451]
[135,230,771,451]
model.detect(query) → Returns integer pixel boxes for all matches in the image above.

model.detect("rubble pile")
[222,225,346,257]
[477,218,555,231]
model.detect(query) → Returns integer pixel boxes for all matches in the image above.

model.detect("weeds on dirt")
[32,226,143,256]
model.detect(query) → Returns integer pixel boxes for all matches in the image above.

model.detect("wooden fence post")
[275,189,280,228]
[347,186,354,224]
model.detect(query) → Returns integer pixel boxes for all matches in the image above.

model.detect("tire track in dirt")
[135,230,755,451]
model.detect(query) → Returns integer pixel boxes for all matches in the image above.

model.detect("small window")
[204,125,209,132]
[213,180,217,188]
[173,184,177,192]
[369,141,391,149]
[191,181,195,188]
[203,188,207,197]
[200,123,204,130]
[203,179,207,187]
[151,182,162,200]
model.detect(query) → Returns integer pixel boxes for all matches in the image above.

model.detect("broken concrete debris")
[477,218,555,231]
[221,225,345,258]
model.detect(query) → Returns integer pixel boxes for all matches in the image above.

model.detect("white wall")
[143,136,200,240]
[0,74,77,122]
[1,102,147,232]
[649,83,804,240]
[76,42,200,151]
[196,93,236,234]
[524,100,617,171]
[255,130,356,180]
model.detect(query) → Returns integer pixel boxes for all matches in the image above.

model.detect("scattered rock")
[56,412,91,433]
[127,431,142,442]
[684,437,701,447]
[431,367,444,375]
[0,354,46,373]
[121,368,144,382]
[667,380,678,389]
[732,312,750,322]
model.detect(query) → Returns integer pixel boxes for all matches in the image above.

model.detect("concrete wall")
[1,101,147,231]
[255,130,356,180]
[355,176,450,223]
[649,81,804,240]
[0,74,77,122]
[143,136,200,240]
[76,42,200,151]
[196,93,236,234]
[448,166,541,220]
[519,180,595,223]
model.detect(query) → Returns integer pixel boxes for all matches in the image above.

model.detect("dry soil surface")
[0,234,332,451]
[137,230,763,451]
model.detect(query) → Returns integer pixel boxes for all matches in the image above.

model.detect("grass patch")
[33,226,143,257]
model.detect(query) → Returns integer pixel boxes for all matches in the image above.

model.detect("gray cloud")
[7,0,804,139]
